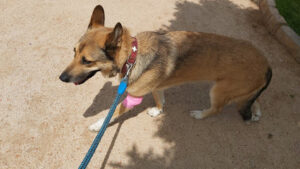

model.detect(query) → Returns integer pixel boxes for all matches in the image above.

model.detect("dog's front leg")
[88,90,165,131]
[88,83,162,131]
[88,102,133,132]
[147,90,165,117]
[89,92,146,131]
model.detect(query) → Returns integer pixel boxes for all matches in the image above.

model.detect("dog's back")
[131,31,269,87]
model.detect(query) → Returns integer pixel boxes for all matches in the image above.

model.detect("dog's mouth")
[74,70,99,85]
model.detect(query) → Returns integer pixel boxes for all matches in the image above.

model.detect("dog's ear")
[104,23,123,59]
[88,5,105,29]
[105,22,123,49]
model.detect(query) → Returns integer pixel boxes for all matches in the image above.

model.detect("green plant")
[276,0,300,35]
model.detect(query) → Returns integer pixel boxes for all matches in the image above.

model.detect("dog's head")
[59,5,124,85]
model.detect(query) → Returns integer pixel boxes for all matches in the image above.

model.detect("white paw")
[251,109,261,121]
[88,118,105,132]
[147,107,162,117]
[251,101,262,121]
[190,110,206,119]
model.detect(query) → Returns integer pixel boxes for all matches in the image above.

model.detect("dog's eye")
[81,56,92,65]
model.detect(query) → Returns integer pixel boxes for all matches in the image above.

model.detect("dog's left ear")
[88,5,105,29]
[105,22,123,49]
[104,23,123,59]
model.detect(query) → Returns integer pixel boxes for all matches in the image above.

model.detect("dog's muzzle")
[59,71,71,82]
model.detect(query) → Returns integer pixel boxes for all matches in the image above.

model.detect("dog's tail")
[250,67,272,104]
[240,67,272,120]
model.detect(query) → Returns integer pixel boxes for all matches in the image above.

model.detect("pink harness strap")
[122,94,143,109]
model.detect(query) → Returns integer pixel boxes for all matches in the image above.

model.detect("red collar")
[121,37,138,76]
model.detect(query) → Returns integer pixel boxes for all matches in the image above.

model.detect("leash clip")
[124,63,134,79]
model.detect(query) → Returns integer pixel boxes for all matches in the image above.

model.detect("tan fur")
[60,5,271,121]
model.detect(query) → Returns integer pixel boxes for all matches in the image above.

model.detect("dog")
[59,5,272,131]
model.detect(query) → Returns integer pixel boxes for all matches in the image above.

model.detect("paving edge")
[258,0,300,63]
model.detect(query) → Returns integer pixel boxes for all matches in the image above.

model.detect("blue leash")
[78,77,128,169]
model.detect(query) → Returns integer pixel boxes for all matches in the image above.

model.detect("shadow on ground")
[83,0,299,168]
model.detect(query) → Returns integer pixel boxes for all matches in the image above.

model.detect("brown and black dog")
[59,5,272,131]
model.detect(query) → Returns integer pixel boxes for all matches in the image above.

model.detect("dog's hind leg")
[237,94,262,121]
[190,81,230,119]
[238,68,272,121]
[147,90,165,117]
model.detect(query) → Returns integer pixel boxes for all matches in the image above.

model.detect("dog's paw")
[190,110,206,119]
[147,107,162,117]
[251,109,261,121]
[88,118,105,132]
[251,101,262,121]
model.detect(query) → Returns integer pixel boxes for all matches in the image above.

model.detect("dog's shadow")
[83,81,118,118]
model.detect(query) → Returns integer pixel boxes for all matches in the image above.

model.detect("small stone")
[289,94,295,99]
[267,133,273,139]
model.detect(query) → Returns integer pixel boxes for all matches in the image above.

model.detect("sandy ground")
[0,0,299,168]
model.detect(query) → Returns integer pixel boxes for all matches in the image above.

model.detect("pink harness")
[122,94,143,109]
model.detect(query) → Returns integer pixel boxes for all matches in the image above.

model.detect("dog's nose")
[59,72,71,82]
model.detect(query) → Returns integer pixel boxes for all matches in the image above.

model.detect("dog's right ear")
[88,5,105,29]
